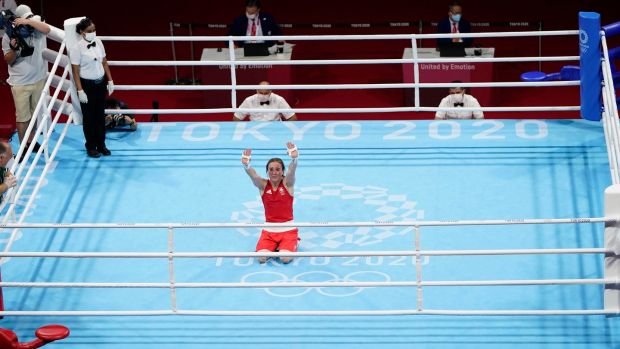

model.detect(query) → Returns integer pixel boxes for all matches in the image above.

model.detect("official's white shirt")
[235,93,294,121]
[69,37,106,80]
[435,94,484,120]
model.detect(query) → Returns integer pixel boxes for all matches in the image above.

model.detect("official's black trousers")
[79,77,107,151]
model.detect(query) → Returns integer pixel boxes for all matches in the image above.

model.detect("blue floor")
[2,119,619,348]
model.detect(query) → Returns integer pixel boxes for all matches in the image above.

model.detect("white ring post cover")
[604,184,620,314]
[63,17,86,125]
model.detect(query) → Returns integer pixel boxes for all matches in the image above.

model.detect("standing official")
[70,17,114,158]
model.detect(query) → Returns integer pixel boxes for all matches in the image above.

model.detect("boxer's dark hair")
[266,158,285,173]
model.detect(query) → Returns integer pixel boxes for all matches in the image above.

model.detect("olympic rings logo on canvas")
[240,270,391,298]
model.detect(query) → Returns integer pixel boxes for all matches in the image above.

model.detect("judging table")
[200,44,294,108]
[402,47,495,107]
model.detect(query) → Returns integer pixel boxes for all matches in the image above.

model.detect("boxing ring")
[0,12,620,349]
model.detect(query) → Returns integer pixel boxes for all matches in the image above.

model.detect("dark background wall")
[31,0,618,35]
[30,0,619,64]
[36,1,620,101]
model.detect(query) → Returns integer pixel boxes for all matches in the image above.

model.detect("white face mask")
[257,94,270,102]
[451,93,464,104]
[84,32,96,42]
[246,12,257,20]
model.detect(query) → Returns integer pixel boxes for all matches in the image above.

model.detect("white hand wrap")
[287,145,298,158]
[241,154,251,169]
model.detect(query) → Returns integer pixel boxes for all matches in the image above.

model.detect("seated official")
[437,1,473,48]
[229,0,282,47]
[233,81,297,121]
[435,81,484,120]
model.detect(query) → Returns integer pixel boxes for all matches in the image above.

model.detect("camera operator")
[0,0,16,84]
[2,4,49,157]
[0,0,17,38]
[0,0,17,35]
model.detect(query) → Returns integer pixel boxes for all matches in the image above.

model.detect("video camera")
[0,9,35,57]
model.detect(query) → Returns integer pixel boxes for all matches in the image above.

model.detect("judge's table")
[402,47,495,107]
[200,43,294,108]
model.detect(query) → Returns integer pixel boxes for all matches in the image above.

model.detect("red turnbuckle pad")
[35,325,70,342]
[0,324,70,349]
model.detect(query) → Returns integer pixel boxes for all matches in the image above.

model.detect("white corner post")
[604,184,620,314]
[63,17,86,125]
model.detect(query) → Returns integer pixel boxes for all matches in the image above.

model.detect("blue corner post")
[579,12,602,121]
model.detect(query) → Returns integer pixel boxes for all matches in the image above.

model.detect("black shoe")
[17,151,27,163]
[98,147,111,156]
[32,142,41,152]
[18,142,42,163]
[87,149,101,158]
[26,142,41,153]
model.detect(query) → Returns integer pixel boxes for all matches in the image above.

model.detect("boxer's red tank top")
[262,181,293,223]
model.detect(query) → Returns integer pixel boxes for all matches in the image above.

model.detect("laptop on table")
[243,43,270,57]
[439,42,466,57]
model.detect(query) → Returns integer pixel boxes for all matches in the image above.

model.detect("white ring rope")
[0,309,615,317]
[601,87,618,184]
[113,81,580,91]
[108,56,580,66]
[103,106,582,115]
[0,216,612,228]
[411,37,421,108]
[1,112,75,257]
[600,59,618,185]
[601,33,620,185]
[0,42,72,224]
[0,247,610,258]
[98,30,579,42]
[0,278,614,289]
